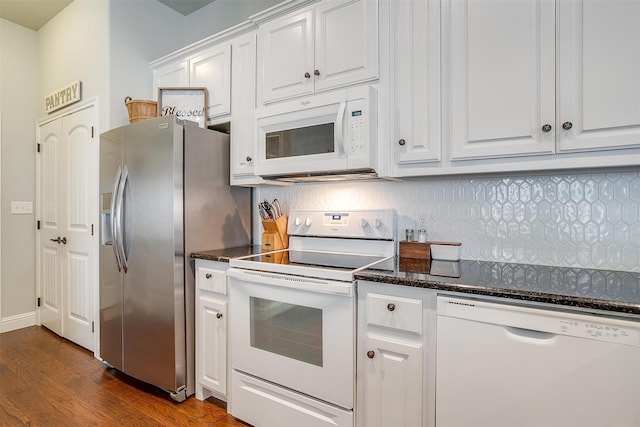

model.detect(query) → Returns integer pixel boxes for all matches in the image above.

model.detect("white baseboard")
[1,311,37,333]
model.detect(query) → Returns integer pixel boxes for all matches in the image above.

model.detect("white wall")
[0,19,38,321]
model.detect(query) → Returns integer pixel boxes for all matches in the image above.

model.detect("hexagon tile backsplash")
[256,169,640,273]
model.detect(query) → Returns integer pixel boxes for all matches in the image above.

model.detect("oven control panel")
[324,213,350,226]
[288,209,396,240]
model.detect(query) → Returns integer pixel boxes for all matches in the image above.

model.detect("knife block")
[261,215,289,252]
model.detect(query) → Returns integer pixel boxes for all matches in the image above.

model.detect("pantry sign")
[45,80,82,114]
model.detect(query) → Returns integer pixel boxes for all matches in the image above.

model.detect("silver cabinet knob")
[562,121,573,130]
[541,124,552,133]
[216,313,223,319]
[367,350,375,359]
[205,273,212,279]
[314,69,320,76]
[304,72,311,79]
[246,156,252,162]
[398,139,406,146]
[387,303,396,312]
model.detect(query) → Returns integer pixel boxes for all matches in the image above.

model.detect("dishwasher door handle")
[504,326,556,344]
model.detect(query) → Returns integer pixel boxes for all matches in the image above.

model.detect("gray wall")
[184,0,282,45]
[0,19,38,320]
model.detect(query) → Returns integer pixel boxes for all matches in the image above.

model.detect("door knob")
[541,124,552,133]
[562,121,573,130]
[387,303,396,311]
[205,273,212,279]
[398,139,406,146]
[314,69,320,76]
[216,313,223,319]
[367,350,375,359]
[246,156,252,162]
[304,72,311,79]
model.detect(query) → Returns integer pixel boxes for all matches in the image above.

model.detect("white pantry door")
[38,104,97,352]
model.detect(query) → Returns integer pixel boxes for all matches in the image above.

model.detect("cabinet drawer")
[197,267,226,294]
[366,293,422,335]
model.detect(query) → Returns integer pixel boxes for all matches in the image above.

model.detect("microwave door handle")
[335,101,346,156]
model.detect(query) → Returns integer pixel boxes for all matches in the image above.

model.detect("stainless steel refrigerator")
[99,116,251,402]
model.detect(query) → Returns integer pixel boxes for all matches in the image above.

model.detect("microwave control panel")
[350,109,365,154]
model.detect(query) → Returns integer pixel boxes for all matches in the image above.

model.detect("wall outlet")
[415,212,428,229]
[11,201,33,214]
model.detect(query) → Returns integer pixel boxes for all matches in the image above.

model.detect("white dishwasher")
[436,295,640,427]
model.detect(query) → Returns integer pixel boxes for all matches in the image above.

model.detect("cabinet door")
[190,44,231,119]
[393,0,441,169]
[258,10,314,103]
[231,32,264,185]
[557,0,640,153]
[360,335,423,427]
[153,60,189,97]
[447,0,555,160]
[314,0,379,93]
[197,295,227,397]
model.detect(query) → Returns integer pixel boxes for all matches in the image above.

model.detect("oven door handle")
[227,268,353,296]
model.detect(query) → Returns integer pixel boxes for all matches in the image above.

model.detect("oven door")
[228,268,355,409]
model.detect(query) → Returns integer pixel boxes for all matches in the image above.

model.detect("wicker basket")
[125,97,158,123]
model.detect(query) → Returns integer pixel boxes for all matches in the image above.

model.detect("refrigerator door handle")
[110,166,123,272]
[115,165,129,273]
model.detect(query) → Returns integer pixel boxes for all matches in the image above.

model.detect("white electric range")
[227,209,396,427]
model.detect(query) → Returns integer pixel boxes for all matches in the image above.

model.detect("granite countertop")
[192,246,640,316]
[191,245,263,263]
[355,258,640,316]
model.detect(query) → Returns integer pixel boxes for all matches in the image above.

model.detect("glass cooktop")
[230,249,394,282]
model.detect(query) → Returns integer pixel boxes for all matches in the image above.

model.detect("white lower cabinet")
[195,259,229,401]
[356,281,437,427]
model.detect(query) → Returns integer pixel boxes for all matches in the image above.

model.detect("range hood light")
[263,168,378,183]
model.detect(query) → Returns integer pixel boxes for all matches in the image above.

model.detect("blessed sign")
[45,80,81,114]
[158,87,208,128]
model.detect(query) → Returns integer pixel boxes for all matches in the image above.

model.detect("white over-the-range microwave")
[254,86,377,182]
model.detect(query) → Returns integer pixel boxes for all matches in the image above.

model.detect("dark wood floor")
[0,326,248,426]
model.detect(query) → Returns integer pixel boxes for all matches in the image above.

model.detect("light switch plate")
[11,201,33,214]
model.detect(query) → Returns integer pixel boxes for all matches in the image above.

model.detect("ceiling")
[0,0,215,31]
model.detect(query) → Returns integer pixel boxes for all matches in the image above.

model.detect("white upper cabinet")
[557,0,640,153]
[152,43,231,122]
[190,44,232,119]
[258,10,315,102]
[445,0,640,162]
[391,0,441,175]
[154,60,189,89]
[446,0,556,160]
[258,0,379,105]
[230,32,265,186]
